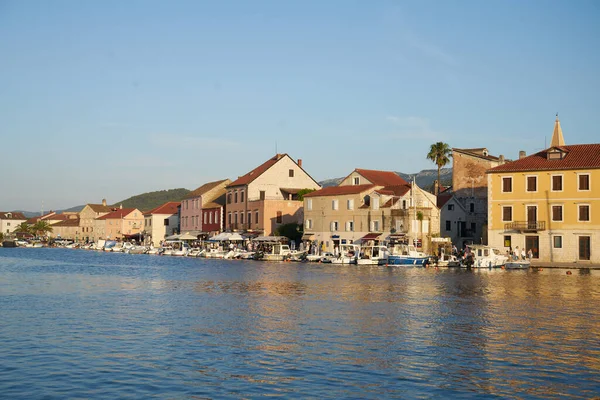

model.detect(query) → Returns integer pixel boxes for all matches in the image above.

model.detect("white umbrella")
[228,233,244,241]
[178,232,197,240]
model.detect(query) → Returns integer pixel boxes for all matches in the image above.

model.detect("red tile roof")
[487,144,600,173]
[53,218,80,227]
[96,208,137,220]
[144,202,180,216]
[354,169,409,186]
[228,154,287,187]
[453,148,501,161]
[303,184,376,198]
[87,204,112,213]
[437,194,453,208]
[183,179,230,199]
[0,212,26,220]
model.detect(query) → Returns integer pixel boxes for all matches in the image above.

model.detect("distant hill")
[112,188,191,212]
[16,188,192,216]
[319,168,453,191]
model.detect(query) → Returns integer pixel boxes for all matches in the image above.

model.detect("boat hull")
[388,255,427,266]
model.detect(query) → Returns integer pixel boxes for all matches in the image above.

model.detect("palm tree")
[14,222,31,235]
[426,142,452,195]
[32,220,53,238]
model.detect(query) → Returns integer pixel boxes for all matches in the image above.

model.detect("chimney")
[120,204,123,209]
[102,199,107,206]
[499,155,505,163]
[434,180,439,196]
[298,159,302,168]
[519,150,526,159]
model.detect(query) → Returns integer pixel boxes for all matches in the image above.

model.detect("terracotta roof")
[303,184,376,198]
[203,201,224,209]
[96,208,137,220]
[453,148,500,161]
[144,202,180,216]
[184,179,230,199]
[87,204,112,213]
[228,154,287,187]
[53,218,80,227]
[0,212,26,220]
[352,169,409,186]
[487,144,600,173]
[27,213,71,224]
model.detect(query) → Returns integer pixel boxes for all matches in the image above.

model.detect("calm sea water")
[0,248,599,399]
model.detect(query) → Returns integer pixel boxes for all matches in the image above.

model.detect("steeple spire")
[550,113,565,147]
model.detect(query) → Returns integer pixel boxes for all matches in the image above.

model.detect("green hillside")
[113,188,191,212]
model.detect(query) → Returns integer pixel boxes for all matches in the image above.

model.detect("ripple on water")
[0,248,599,398]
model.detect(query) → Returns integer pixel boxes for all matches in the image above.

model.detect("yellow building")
[487,117,599,264]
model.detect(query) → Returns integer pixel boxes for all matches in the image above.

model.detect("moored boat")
[387,244,428,266]
[357,245,390,265]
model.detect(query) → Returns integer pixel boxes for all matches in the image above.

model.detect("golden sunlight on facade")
[487,117,600,263]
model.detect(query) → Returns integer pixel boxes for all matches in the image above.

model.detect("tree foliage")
[14,222,31,234]
[31,221,53,237]
[297,189,316,201]
[426,142,452,194]
[273,223,303,243]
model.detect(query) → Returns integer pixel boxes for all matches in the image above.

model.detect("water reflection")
[0,248,599,398]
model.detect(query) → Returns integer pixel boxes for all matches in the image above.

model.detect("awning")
[301,232,315,240]
[360,233,380,241]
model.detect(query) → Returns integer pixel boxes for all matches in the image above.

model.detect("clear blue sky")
[1,0,599,212]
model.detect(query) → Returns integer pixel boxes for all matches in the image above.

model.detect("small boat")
[387,244,428,266]
[256,244,292,262]
[462,245,508,268]
[128,245,148,254]
[2,239,17,248]
[329,244,360,265]
[357,245,390,265]
[504,260,531,269]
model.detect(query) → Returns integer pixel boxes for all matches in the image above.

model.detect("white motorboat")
[357,245,390,265]
[329,244,360,265]
[463,245,508,268]
[504,260,531,269]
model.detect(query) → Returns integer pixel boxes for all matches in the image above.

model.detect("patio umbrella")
[178,232,197,240]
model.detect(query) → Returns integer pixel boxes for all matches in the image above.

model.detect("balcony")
[504,221,546,232]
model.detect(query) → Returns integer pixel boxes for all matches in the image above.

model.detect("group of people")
[510,246,533,261]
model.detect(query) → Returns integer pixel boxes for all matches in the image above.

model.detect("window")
[372,197,379,210]
[209,212,212,224]
[332,200,339,210]
[504,235,511,248]
[469,203,475,213]
[305,219,313,229]
[227,193,232,204]
[260,191,265,200]
[255,211,259,224]
[240,212,244,224]
[445,220,451,231]
[186,200,189,210]
[371,220,380,232]
[164,218,169,226]
[247,212,251,226]
[241,191,245,202]
[526,176,537,192]
[470,222,476,232]
[502,177,512,193]
[553,236,562,249]
[502,206,512,222]
[289,169,294,177]
[330,221,339,231]
[552,205,563,222]
[346,221,354,231]
[234,191,238,203]
[551,175,563,191]
[276,211,282,223]
[402,200,407,209]
[234,213,238,224]
[347,199,354,210]
[448,204,454,211]
[353,177,360,185]
[306,199,312,211]
[579,174,590,191]
[579,236,591,260]
[578,205,590,222]
[228,213,232,224]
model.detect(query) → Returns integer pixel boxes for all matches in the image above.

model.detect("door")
[527,206,537,230]
[579,236,591,260]
[525,236,539,258]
